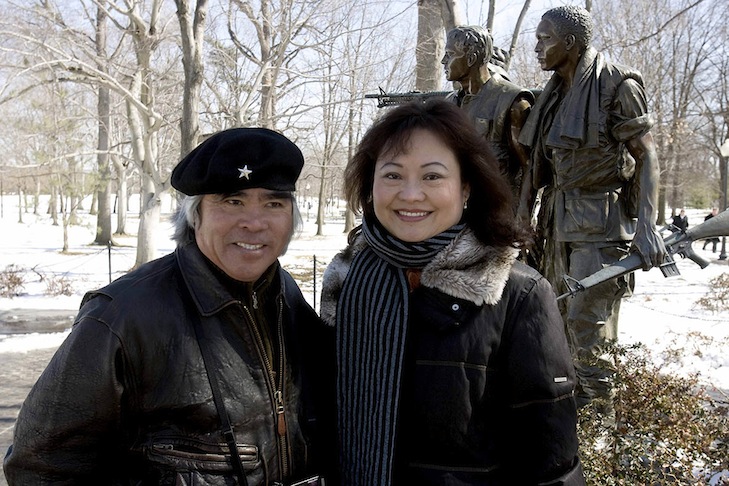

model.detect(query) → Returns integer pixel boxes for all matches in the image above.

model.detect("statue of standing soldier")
[519,6,666,420]
[442,26,535,217]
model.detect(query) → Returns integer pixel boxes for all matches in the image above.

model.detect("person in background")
[702,207,720,252]
[321,100,584,486]
[4,128,335,486]
[671,208,689,232]
[519,5,667,420]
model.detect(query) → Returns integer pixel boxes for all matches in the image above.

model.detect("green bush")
[578,343,729,485]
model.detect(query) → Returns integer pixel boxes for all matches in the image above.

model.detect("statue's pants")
[562,241,632,410]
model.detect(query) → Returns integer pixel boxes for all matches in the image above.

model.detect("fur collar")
[320,229,518,326]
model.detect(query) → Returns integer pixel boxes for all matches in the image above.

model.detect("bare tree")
[692,3,729,209]
[93,0,113,245]
[504,0,532,72]
[416,0,463,91]
[175,0,208,158]
[297,2,414,234]
[111,0,179,267]
[0,0,184,265]
[593,0,721,221]
[223,0,339,129]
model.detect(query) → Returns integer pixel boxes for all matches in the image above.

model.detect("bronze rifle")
[364,87,451,108]
[557,209,729,301]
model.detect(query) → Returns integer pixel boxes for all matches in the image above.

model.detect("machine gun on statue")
[364,87,451,108]
[557,209,729,301]
[364,46,515,108]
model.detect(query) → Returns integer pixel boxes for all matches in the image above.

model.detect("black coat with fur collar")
[321,230,585,485]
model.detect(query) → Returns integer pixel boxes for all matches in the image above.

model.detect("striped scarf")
[336,217,465,485]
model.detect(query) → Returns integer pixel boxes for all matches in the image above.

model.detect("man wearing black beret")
[5,128,337,486]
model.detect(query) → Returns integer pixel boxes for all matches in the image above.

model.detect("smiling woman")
[372,129,469,243]
[321,99,586,486]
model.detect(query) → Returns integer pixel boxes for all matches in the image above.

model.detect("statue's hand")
[631,221,667,270]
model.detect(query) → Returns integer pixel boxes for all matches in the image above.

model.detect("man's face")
[195,188,293,282]
[535,18,570,72]
[441,37,470,82]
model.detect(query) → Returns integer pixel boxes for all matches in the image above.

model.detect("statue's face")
[535,18,570,72]
[441,36,470,82]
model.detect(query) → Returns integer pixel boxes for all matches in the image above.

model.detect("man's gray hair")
[542,5,593,52]
[171,193,304,254]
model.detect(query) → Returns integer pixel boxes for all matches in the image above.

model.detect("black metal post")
[313,255,317,312]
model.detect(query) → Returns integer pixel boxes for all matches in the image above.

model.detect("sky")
[463,0,559,45]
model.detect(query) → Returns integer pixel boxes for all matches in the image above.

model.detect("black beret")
[171,127,304,195]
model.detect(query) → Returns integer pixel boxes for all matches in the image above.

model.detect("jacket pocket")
[563,192,609,235]
[142,436,260,484]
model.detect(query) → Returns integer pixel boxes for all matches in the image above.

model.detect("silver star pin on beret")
[238,165,253,180]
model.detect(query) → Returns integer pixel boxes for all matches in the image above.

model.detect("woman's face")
[372,129,469,242]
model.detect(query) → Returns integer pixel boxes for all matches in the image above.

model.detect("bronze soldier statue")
[442,25,534,217]
[519,6,666,418]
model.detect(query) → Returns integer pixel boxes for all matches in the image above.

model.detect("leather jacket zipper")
[242,296,290,478]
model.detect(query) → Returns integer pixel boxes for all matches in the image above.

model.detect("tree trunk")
[486,0,495,31]
[416,0,464,92]
[124,0,166,266]
[507,0,533,72]
[94,1,113,245]
[69,159,81,226]
[50,184,58,226]
[62,208,70,253]
[135,176,161,268]
[416,0,446,92]
[316,164,327,236]
[440,0,462,30]
[33,178,40,214]
[176,0,208,158]
[114,155,129,235]
[17,189,23,224]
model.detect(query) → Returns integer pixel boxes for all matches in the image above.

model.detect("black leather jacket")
[321,230,584,485]
[4,242,336,485]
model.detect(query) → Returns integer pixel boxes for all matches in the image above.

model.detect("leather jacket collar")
[176,241,284,317]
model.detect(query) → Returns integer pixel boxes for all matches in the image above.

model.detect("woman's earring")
[463,200,468,209]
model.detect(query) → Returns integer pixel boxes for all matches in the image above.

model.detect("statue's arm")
[509,96,532,171]
[509,96,535,222]
[625,131,667,269]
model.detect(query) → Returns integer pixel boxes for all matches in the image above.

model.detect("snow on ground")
[0,201,727,395]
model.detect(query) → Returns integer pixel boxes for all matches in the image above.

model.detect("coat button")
[451,303,460,311]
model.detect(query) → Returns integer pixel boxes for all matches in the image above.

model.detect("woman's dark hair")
[345,98,529,248]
